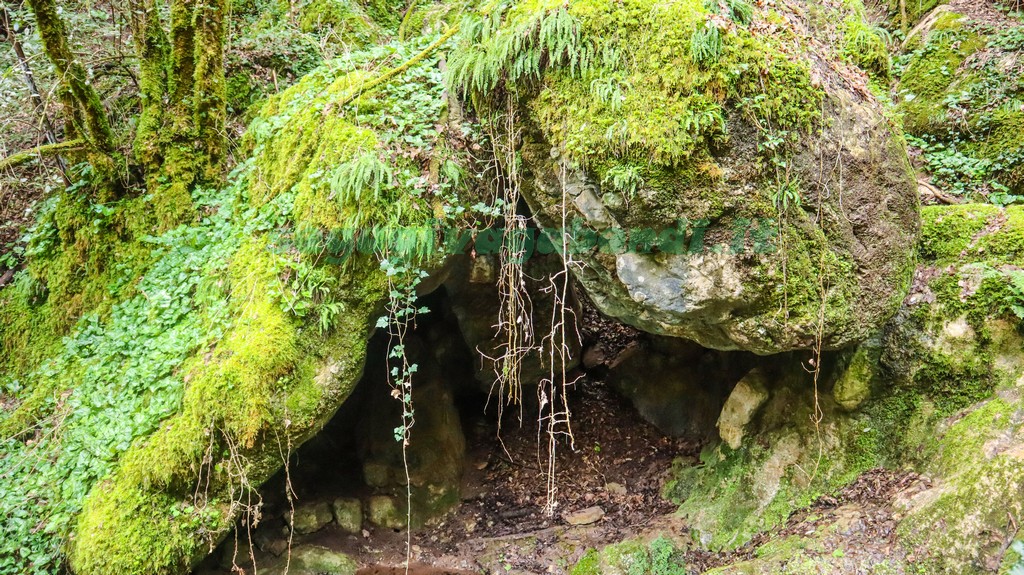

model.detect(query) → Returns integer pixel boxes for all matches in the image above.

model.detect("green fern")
[691,23,723,67]
[770,176,802,212]
[704,0,753,25]
[726,0,753,25]
[602,164,645,199]
[329,153,394,204]
[446,5,594,96]
[591,75,628,111]
[843,18,892,80]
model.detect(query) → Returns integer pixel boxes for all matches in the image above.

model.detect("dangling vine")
[377,254,429,573]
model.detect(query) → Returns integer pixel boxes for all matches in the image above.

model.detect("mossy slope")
[897,13,1024,200]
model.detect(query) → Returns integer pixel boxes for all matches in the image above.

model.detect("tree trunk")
[127,0,170,178]
[192,0,228,183]
[26,0,121,198]
[125,0,227,226]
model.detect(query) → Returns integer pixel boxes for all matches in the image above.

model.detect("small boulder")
[832,341,879,411]
[331,497,362,534]
[366,495,404,529]
[287,501,333,535]
[564,506,605,526]
[261,545,358,575]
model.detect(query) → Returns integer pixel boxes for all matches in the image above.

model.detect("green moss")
[919,204,1000,261]
[0,188,163,391]
[449,0,823,231]
[60,35,474,574]
[68,481,220,575]
[298,0,379,43]
[840,1,891,84]
[571,536,687,575]
[968,108,1024,194]
[889,0,946,29]
[504,0,822,169]
[68,246,386,573]
[897,13,982,136]
[915,206,1024,325]
[27,0,122,195]
[911,347,995,414]
[832,343,877,410]
[898,398,1024,573]
[359,0,407,29]
[572,549,602,575]
[738,216,861,350]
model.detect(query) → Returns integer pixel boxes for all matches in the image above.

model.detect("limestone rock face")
[832,340,879,411]
[876,206,1024,573]
[498,0,919,354]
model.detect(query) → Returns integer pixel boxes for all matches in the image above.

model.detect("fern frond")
[691,23,723,67]
[330,153,394,205]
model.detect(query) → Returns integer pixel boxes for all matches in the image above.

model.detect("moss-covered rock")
[666,351,886,550]
[874,204,1024,573]
[571,535,688,575]
[450,0,918,354]
[896,14,1024,198]
[2,31,478,575]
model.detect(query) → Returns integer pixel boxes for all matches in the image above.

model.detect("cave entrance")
[192,265,753,575]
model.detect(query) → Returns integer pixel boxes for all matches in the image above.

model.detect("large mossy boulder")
[661,204,1024,569]
[0,32,476,575]
[449,0,919,354]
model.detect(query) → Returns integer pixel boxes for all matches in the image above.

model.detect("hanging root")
[487,93,538,430]
[538,162,582,517]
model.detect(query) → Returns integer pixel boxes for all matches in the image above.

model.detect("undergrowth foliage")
[897,16,1024,203]
[0,181,246,574]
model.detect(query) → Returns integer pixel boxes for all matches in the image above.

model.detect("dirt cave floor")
[193,371,927,575]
